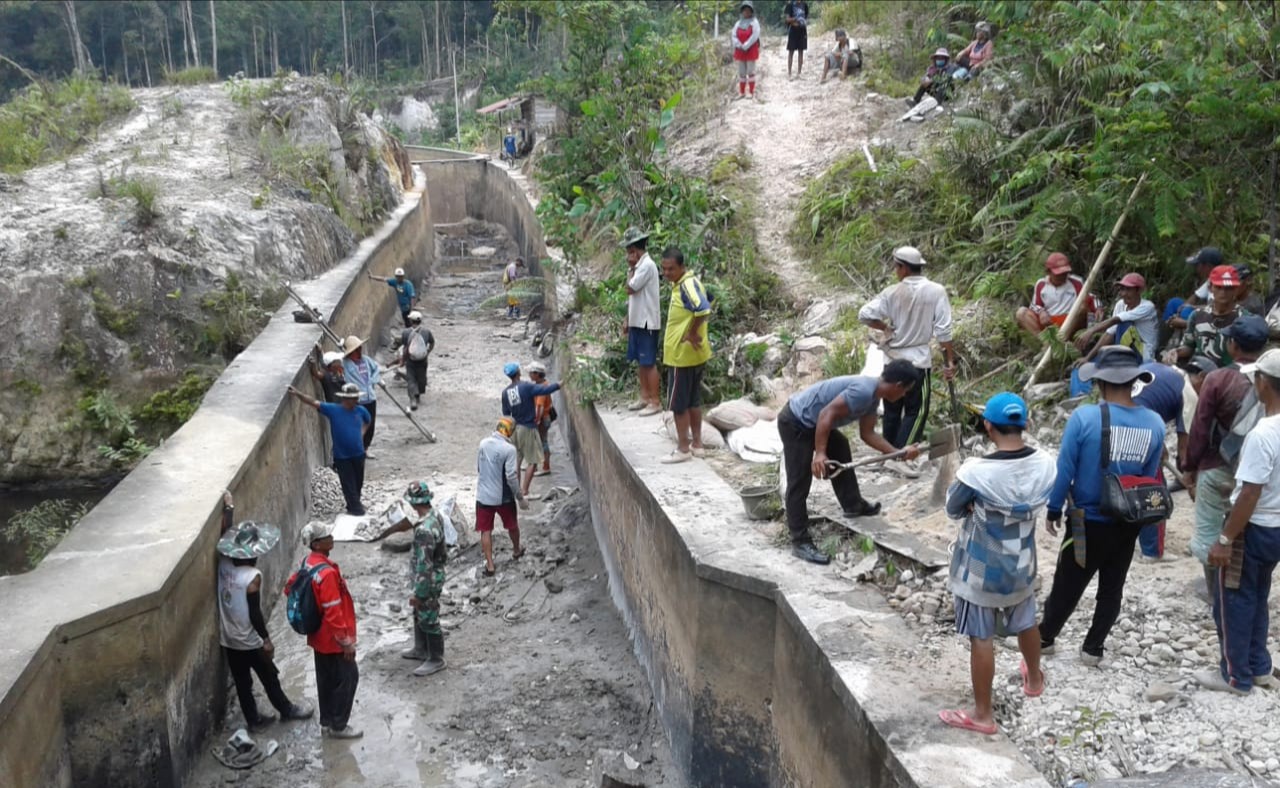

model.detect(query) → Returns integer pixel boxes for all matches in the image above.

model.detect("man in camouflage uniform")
[394,480,448,677]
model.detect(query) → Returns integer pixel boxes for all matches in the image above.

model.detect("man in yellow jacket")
[660,246,712,464]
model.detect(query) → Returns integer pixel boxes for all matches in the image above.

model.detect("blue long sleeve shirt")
[1047,402,1165,522]
[501,380,561,427]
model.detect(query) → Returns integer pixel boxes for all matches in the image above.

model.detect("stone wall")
[0,175,434,788]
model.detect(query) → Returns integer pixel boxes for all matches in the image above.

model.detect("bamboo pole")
[1023,172,1148,394]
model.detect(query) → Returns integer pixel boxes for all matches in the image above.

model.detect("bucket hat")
[1078,346,1154,386]
[342,335,365,356]
[933,48,951,60]
[405,481,433,506]
[620,227,650,249]
[336,383,361,399]
[217,521,282,559]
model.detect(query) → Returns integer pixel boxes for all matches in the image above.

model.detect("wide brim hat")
[336,383,361,399]
[342,335,365,356]
[620,226,650,248]
[217,521,282,559]
[1078,346,1154,385]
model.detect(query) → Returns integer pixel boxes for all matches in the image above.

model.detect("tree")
[208,0,216,74]
[61,0,93,74]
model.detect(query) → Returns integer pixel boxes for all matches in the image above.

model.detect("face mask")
[935,60,946,68]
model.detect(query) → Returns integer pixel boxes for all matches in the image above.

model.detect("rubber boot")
[413,632,446,676]
[400,621,428,660]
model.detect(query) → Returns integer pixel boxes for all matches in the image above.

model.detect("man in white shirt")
[1074,272,1159,362]
[1015,252,1102,339]
[858,245,956,448]
[1199,348,1280,695]
[621,227,662,417]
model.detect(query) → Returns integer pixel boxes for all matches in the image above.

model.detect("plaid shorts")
[954,595,1037,640]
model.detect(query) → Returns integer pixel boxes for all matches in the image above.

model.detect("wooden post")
[452,48,461,148]
[1023,172,1148,394]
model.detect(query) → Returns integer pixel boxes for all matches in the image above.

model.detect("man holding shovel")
[777,360,922,565]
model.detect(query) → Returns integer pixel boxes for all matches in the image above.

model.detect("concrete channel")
[0,148,1050,787]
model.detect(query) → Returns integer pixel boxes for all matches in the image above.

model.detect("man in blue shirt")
[369,267,418,327]
[1039,346,1165,666]
[1132,360,1188,560]
[776,359,921,565]
[289,383,371,515]
[500,362,561,499]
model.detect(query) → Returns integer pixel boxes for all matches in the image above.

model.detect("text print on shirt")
[1109,426,1154,465]
[505,387,522,409]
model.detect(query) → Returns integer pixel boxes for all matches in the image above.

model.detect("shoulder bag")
[1099,403,1173,527]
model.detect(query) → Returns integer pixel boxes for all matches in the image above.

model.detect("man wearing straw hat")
[341,335,381,456]
[288,382,370,516]
[217,492,313,729]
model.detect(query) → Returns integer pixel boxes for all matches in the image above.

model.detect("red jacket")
[733,20,760,61]
[286,551,357,654]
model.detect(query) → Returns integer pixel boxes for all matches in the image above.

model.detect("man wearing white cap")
[858,245,956,448]
[308,347,346,403]
[341,335,380,455]
[1200,348,1280,695]
[399,311,435,411]
[369,267,417,327]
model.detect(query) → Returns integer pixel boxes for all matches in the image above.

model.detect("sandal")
[938,709,997,735]
[483,565,496,577]
[512,548,526,560]
[1020,660,1046,698]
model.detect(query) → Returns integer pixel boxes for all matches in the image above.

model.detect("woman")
[954,21,995,80]
[783,0,809,79]
[732,0,762,99]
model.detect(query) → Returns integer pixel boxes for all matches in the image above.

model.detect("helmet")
[496,417,515,437]
[321,351,344,367]
[394,267,406,277]
[933,48,951,60]
[405,480,433,506]
[503,361,520,377]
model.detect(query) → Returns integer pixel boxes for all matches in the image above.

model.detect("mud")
[188,221,676,788]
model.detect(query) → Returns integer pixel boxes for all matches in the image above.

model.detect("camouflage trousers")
[414,567,446,637]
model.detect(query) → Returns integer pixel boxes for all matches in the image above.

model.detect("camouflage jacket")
[411,507,447,597]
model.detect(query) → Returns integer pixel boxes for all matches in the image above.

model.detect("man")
[1015,253,1102,339]
[820,29,861,84]
[1183,315,1268,594]
[399,310,435,412]
[621,227,662,417]
[939,393,1056,736]
[777,361,922,565]
[1039,346,1164,666]
[285,521,360,738]
[1177,265,1242,367]
[476,417,528,576]
[288,382,370,516]
[1234,264,1265,315]
[369,267,417,327]
[1165,247,1224,335]
[529,362,555,476]
[1199,348,1280,695]
[1074,273,1158,362]
[858,245,956,449]
[384,481,448,677]
[1132,360,1188,560]
[783,0,808,78]
[501,361,562,496]
[1186,355,1219,396]
[308,349,346,403]
[660,247,713,464]
[216,492,313,729]
[341,335,380,455]
[503,257,527,319]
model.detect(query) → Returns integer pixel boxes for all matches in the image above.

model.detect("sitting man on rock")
[907,48,955,107]
[1015,252,1102,340]
[776,359,922,566]
[819,29,861,83]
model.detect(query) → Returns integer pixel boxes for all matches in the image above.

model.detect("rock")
[388,602,402,614]
[894,585,912,600]
[381,532,414,553]
[1267,757,1278,772]
[791,335,829,383]
[1150,643,1177,662]
[623,753,639,771]
[570,612,581,624]
[849,553,879,581]
[1143,682,1178,703]
[899,570,915,583]
[544,578,564,594]
[1199,732,1219,748]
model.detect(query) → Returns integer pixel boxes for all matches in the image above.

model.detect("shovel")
[930,376,968,503]
[825,425,959,478]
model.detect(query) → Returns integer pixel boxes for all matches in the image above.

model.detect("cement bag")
[706,397,762,431]
[434,493,460,546]
[727,420,785,464]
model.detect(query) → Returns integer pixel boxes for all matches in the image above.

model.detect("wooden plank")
[813,504,950,570]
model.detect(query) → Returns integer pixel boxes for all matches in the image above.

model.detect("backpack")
[1220,376,1261,468]
[408,328,429,361]
[286,557,330,635]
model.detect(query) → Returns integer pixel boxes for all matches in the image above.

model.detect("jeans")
[883,367,931,448]
[1039,519,1143,657]
[359,400,377,449]
[225,646,293,723]
[314,651,359,730]
[777,405,865,544]
[1211,524,1280,691]
[334,455,365,513]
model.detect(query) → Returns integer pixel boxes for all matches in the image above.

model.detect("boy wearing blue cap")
[939,392,1057,735]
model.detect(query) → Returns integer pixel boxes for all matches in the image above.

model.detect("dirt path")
[189,219,675,788]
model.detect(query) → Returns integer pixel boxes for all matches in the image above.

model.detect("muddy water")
[0,480,118,575]
[188,220,678,788]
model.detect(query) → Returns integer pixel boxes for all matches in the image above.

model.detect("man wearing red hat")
[1016,252,1102,340]
[1175,265,1244,367]
[1075,272,1158,362]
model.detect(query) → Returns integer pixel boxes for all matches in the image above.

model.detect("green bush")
[200,273,272,359]
[0,76,134,173]
[90,287,140,336]
[163,66,218,86]
[137,372,214,430]
[3,499,89,569]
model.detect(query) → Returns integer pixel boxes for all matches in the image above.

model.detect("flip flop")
[938,709,997,735]
[512,548,526,560]
[1020,660,1046,698]
[483,566,496,577]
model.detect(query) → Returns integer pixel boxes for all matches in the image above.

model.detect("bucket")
[739,485,781,521]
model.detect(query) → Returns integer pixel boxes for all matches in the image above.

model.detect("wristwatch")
[1218,534,1232,547]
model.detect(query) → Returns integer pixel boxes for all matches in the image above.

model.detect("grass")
[0,76,134,173]
[137,372,214,430]
[163,66,218,86]
[90,287,140,336]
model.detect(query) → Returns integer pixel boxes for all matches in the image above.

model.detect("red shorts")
[475,502,518,533]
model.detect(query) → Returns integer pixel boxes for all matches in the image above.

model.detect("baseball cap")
[301,520,336,545]
[1257,348,1280,378]
[1185,355,1218,375]
[1208,265,1240,287]
[527,361,547,375]
[394,267,406,276]
[1220,314,1269,352]
[892,246,927,267]
[982,392,1028,428]
[503,361,520,377]
[1045,253,1071,275]
[1115,272,1146,289]
[1234,263,1254,280]
[1186,247,1223,267]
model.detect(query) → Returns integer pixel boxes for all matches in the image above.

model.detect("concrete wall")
[0,176,435,788]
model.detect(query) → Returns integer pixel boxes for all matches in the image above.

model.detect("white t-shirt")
[626,253,661,330]
[1194,279,1214,305]
[1232,413,1280,527]
[218,557,264,650]
[858,275,953,369]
